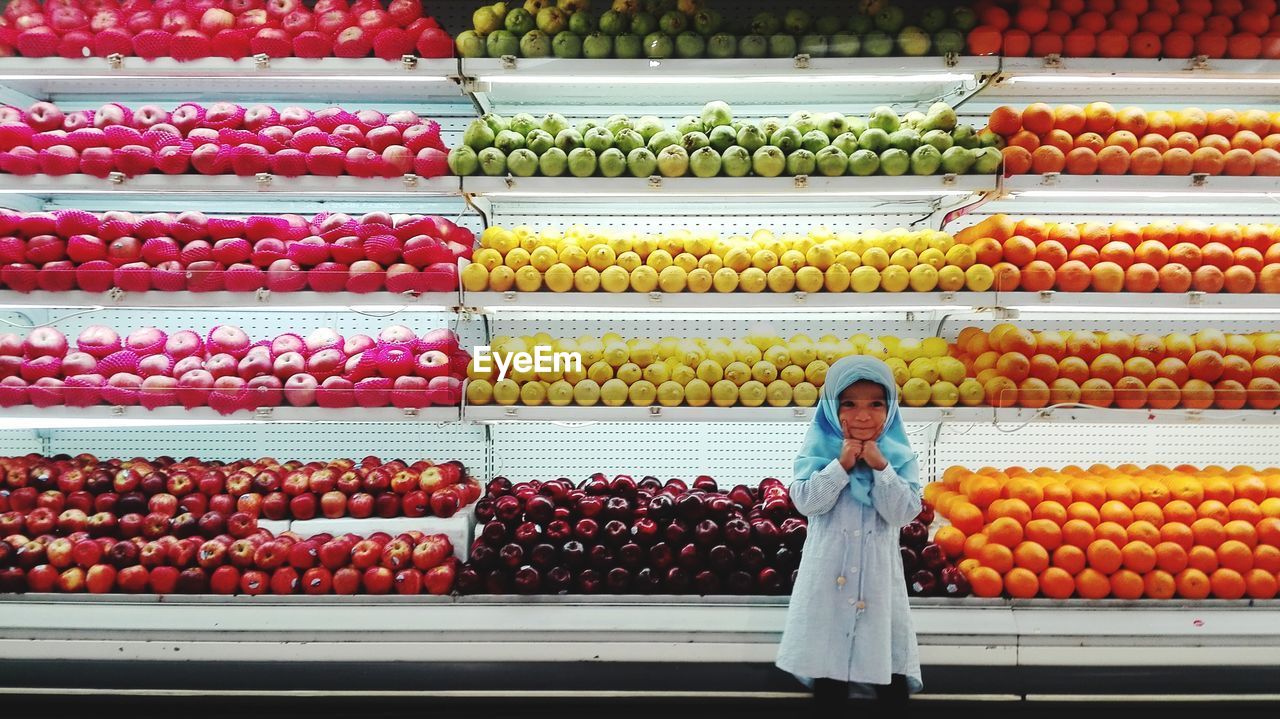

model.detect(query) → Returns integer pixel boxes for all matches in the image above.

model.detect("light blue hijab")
[794,356,919,506]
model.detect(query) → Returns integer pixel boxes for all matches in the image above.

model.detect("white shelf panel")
[467,404,1280,427]
[0,290,461,311]
[289,513,473,562]
[462,56,995,115]
[0,173,460,199]
[464,174,994,206]
[463,290,1280,313]
[998,174,1280,214]
[980,57,1280,108]
[0,57,464,105]
[0,597,1275,669]
[0,405,460,430]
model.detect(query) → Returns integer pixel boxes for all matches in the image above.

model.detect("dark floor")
[4,697,1280,719]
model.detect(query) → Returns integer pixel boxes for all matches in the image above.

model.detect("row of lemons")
[464,332,973,408]
[461,225,1001,293]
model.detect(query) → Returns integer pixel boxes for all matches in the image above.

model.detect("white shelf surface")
[0,405,461,430]
[982,57,1280,107]
[998,174,1280,214]
[0,173,460,198]
[464,404,1280,426]
[0,57,464,105]
[287,512,474,562]
[0,596,1274,669]
[462,56,996,115]
[463,174,995,205]
[462,289,1280,313]
[0,290,461,311]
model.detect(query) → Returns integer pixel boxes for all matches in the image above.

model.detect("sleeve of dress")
[789,458,850,517]
[870,463,923,527]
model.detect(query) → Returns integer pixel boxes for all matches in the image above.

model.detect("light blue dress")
[775,357,924,695]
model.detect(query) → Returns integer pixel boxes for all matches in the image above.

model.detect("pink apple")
[197,8,233,35]
[25,102,64,132]
[272,352,306,380]
[283,374,318,406]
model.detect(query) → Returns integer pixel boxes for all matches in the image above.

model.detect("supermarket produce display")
[450,101,999,179]
[0,324,470,413]
[0,101,450,179]
[4,0,1280,699]
[989,102,1280,177]
[0,209,470,295]
[0,0,454,60]
[928,464,1280,599]
[455,473,964,597]
[456,0,976,59]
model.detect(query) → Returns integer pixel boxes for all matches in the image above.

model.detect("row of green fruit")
[459,1,975,59]
[448,101,1001,178]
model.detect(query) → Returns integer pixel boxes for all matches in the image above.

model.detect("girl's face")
[838,380,888,441]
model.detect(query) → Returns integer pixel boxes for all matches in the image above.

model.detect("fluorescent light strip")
[483,73,974,86]
[1005,74,1280,85]
[1014,190,1278,199]
[0,74,450,83]
[493,190,974,198]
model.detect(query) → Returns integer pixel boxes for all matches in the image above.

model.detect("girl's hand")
[861,440,888,471]
[839,439,864,471]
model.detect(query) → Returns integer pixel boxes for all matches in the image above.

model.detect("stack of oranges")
[967,0,1280,60]
[927,464,1280,600]
[989,103,1280,177]
[954,214,1280,294]
[953,324,1280,410]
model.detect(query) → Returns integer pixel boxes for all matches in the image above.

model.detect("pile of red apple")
[457,474,807,596]
[0,451,477,531]
[0,323,469,414]
[0,209,471,295]
[0,100,450,179]
[0,0,453,61]
[900,505,970,598]
[0,524,457,595]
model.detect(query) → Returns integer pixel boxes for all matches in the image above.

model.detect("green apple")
[478,147,508,176]
[483,113,508,133]
[784,9,811,34]
[798,34,827,57]
[635,116,664,141]
[828,32,860,57]
[720,145,751,176]
[934,28,965,55]
[847,149,879,176]
[972,146,1002,174]
[505,8,535,35]
[786,149,816,176]
[614,33,643,58]
[541,112,569,136]
[689,146,722,177]
[879,148,909,176]
[693,9,723,35]
[536,6,568,34]
[815,146,848,176]
[868,106,900,133]
[614,128,645,154]
[599,10,628,35]
[510,113,537,136]
[941,146,976,175]
[847,13,873,34]
[554,128,583,152]
[862,30,893,57]
[507,148,539,177]
[584,126,615,153]
[583,32,613,57]
[875,5,905,33]
[494,129,526,154]
[567,147,597,177]
[831,132,859,155]
[751,12,780,35]
[707,33,736,57]
[751,145,785,177]
[656,145,689,177]
[681,131,710,152]
[598,147,627,177]
[676,115,702,134]
[626,147,658,177]
[800,129,830,154]
[770,126,801,154]
[919,5,947,32]
[455,31,486,58]
[643,32,673,57]
[897,26,931,56]
[910,144,942,175]
[447,146,479,175]
[768,33,796,57]
[631,12,657,36]
[888,129,920,153]
[815,15,842,35]
[647,129,680,154]
[739,34,767,57]
[736,123,766,152]
[553,31,583,57]
[568,11,596,35]
[520,30,552,56]
[538,147,568,176]
[525,128,554,155]
[922,129,954,152]
[675,31,705,57]
[708,125,737,152]
[463,119,495,150]
[858,127,890,152]
[659,10,687,34]
[487,29,520,57]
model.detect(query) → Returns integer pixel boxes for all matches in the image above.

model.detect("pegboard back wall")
[0,430,40,456]
[939,314,1280,341]
[486,212,935,235]
[5,310,487,350]
[936,423,1280,474]
[491,421,936,486]
[35,424,487,470]
[489,311,935,339]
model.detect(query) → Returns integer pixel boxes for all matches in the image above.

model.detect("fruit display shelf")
[461,403,1280,427]
[981,58,1280,107]
[0,405,460,430]
[459,56,997,116]
[460,288,1280,313]
[0,594,1278,695]
[0,288,462,311]
[0,57,466,107]
[997,173,1280,215]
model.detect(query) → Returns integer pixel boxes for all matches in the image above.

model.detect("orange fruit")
[1084,102,1117,135]
[933,525,966,558]
[1254,544,1280,573]
[950,502,985,535]
[1075,567,1112,598]
[1144,569,1177,599]
[1209,568,1247,599]
[1163,499,1199,525]
[1062,518,1097,548]
[1086,538,1123,574]
[1022,103,1056,135]
[1126,520,1161,545]
[1053,544,1087,574]
[1244,568,1278,599]
[1013,541,1051,574]
[988,516,1025,548]
[964,533,990,559]
[1258,517,1280,547]
[988,106,1024,136]
[1025,519,1064,551]
[1033,499,1069,524]
[1191,517,1227,548]
[1154,541,1190,573]
[1188,545,1220,574]
[1175,568,1212,599]
[1039,567,1075,598]
[1217,539,1255,572]
[1110,569,1145,599]
[1224,519,1258,548]
[978,543,1015,574]
[969,566,1004,597]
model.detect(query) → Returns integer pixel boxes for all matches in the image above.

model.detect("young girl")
[775,355,923,710]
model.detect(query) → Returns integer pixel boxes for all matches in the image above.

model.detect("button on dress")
[775,457,924,695]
